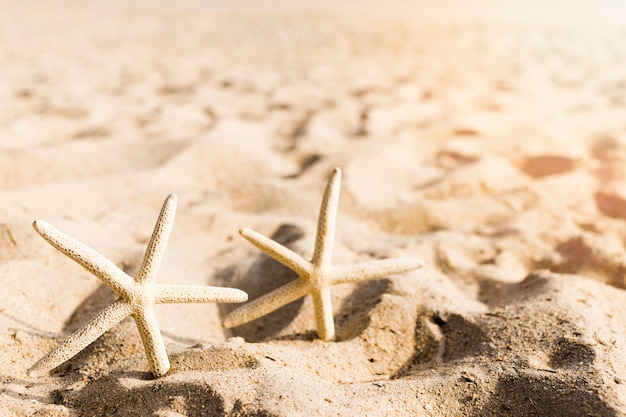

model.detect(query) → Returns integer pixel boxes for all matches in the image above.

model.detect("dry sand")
[2,1,626,415]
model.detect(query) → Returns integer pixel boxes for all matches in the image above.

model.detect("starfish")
[223,168,424,341]
[28,194,248,378]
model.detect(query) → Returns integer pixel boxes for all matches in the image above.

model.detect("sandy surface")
[2,1,626,415]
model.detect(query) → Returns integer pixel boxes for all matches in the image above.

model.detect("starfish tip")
[32,219,48,234]
[400,258,425,273]
[236,290,249,302]
[164,193,178,206]
[26,366,42,378]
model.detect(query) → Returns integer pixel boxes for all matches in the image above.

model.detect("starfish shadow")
[334,278,391,341]
[216,224,306,343]
[49,370,278,416]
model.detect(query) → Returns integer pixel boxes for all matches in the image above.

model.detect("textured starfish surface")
[28,194,248,378]
[223,168,424,341]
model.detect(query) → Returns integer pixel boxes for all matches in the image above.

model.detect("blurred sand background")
[2,0,626,415]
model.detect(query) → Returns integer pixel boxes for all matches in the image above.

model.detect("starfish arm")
[311,287,335,341]
[32,220,134,296]
[239,228,310,277]
[133,306,170,378]
[154,285,248,304]
[312,168,342,267]
[222,280,309,329]
[28,300,132,377]
[330,258,424,285]
[136,194,177,284]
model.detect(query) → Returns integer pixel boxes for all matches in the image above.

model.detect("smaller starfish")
[223,168,424,341]
[28,194,247,378]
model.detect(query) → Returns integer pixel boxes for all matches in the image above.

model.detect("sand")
[2,1,626,415]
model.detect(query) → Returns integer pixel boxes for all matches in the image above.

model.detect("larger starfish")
[223,168,424,341]
[28,194,248,378]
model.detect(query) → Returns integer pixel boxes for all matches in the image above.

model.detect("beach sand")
[2,1,626,415]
